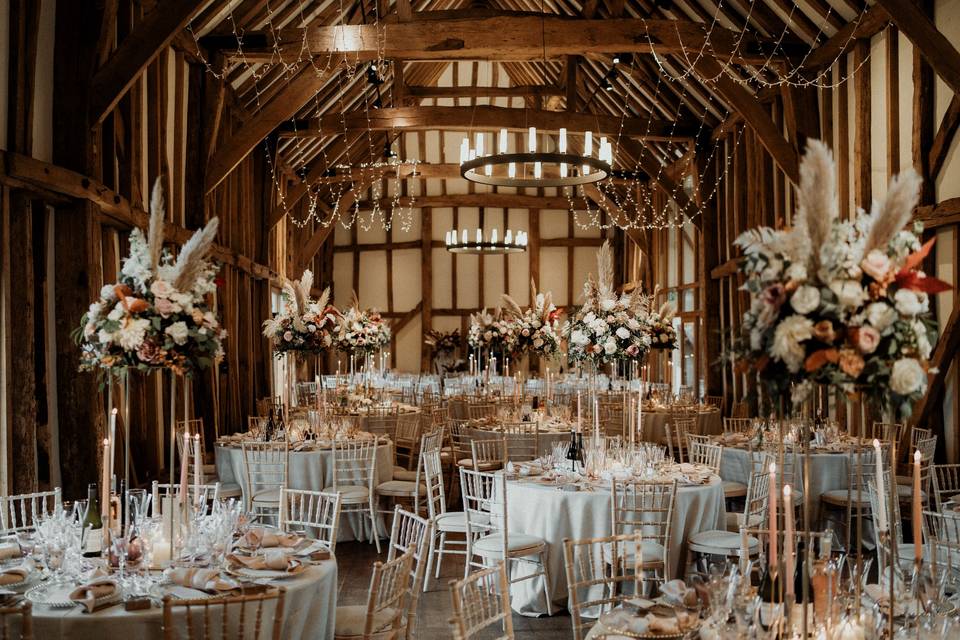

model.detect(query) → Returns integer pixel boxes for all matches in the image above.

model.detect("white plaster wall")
[30,0,55,162]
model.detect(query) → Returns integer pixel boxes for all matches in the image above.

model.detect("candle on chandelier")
[528,127,536,152]
[498,128,508,154]
[559,128,567,153]
[914,449,923,562]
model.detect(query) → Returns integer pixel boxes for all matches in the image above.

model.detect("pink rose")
[851,325,880,354]
[860,249,892,282]
[155,298,176,317]
[626,345,639,356]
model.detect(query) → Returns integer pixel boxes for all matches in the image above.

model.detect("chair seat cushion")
[376,480,426,497]
[392,467,418,482]
[725,512,764,532]
[722,480,747,498]
[436,511,489,532]
[218,482,243,499]
[251,488,281,504]
[335,604,397,637]
[473,533,545,555]
[689,530,760,556]
[602,540,666,565]
[896,484,927,500]
[324,485,371,503]
[456,458,500,471]
[820,488,871,507]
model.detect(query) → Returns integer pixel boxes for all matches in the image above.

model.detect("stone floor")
[335,539,576,639]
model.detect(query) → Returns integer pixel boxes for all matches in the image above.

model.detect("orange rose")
[813,320,836,343]
[838,349,865,379]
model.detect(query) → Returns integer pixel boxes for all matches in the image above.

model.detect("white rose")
[829,279,867,309]
[616,327,630,340]
[100,285,116,300]
[98,329,114,345]
[570,330,588,346]
[603,338,617,355]
[865,302,897,334]
[890,358,927,396]
[584,312,596,324]
[790,285,821,315]
[107,303,125,322]
[894,289,925,316]
[150,279,173,298]
[627,318,641,330]
[785,263,807,283]
[165,321,190,345]
[600,298,616,312]
[770,315,813,373]
[860,249,891,281]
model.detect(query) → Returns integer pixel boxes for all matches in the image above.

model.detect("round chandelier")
[459,127,613,188]
[444,228,529,254]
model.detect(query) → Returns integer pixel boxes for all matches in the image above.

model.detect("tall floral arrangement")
[335,294,391,356]
[77,179,225,377]
[467,308,516,354]
[262,270,338,357]
[501,280,562,358]
[424,329,461,355]
[734,140,949,415]
[640,286,678,350]
[564,241,652,365]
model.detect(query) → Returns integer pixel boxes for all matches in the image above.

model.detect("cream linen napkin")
[167,567,239,593]
[68,579,117,612]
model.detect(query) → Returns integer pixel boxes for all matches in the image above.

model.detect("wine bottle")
[758,565,782,603]
[82,483,103,557]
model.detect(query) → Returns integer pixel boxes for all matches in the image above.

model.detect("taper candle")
[913,449,923,562]
[784,484,794,597]
[193,434,202,506]
[180,432,190,512]
[769,462,778,571]
[577,391,582,433]
[873,439,888,532]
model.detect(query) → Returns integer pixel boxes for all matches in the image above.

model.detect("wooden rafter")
[278,105,695,139]
[802,5,889,71]
[929,95,960,179]
[911,304,960,429]
[88,0,207,125]
[229,17,782,65]
[876,0,960,97]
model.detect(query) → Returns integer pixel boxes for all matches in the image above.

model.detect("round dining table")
[215,440,394,540]
[28,558,338,639]
[502,475,726,616]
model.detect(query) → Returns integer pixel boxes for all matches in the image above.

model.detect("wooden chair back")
[151,482,220,517]
[0,489,61,534]
[330,440,377,493]
[357,552,415,640]
[162,587,286,640]
[447,562,514,640]
[933,463,960,511]
[394,413,422,471]
[278,488,342,552]
[387,507,435,640]
[610,480,677,581]
[240,441,289,509]
[723,417,753,434]
[688,438,722,473]
[0,602,32,640]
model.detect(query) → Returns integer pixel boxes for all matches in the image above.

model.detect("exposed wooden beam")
[279,105,694,139]
[356,192,583,210]
[911,303,960,429]
[876,0,960,97]
[693,57,801,184]
[405,84,562,98]
[929,95,960,179]
[205,61,338,194]
[914,197,960,229]
[88,0,206,125]
[247,17,779,65]
[7,0,42,155]
[803,5,890,70]
[0,151,279,284]
[853,40,872,209]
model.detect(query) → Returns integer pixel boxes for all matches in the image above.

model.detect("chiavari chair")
[366,406,400,440]
[500,423,539,462]
[0,489,61,534]
[335,552,414,640]
[151,482,220,518]
[447,562,514,640]
[241,441,289,524]
[723,417,753,435]
[459,468,553,613]
[246,416,268,439]
[730,401,750,419]
[867,470,916,572]
[687,438,722,473]
[466,401,496,421]
[296,382,318,407]
[820,443,883,553]
[162,588,286,640]
[0,601,32,640]
[665,416,695,463]
[933,464,960,512]
[897,435,936,505]
[325,440,380,553]
[387,507,434,640]
[419,437,467,589]
[469,438,507,471]
[725,469,770,532]
[278,488,342,552]
[393,413,422,473]
[563,533,643,640]
[609,480,677,591]
[704,395,723,410]
[869,421,904,445]
[923,510,960,581]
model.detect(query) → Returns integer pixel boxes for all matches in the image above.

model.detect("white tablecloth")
[719,446,855,522]
[30,559,338,639]
[503,476,726,615]
[464,426,570,458]
[215,442,393,540]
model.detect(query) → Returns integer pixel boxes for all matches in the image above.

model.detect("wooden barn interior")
[1,0,959,638]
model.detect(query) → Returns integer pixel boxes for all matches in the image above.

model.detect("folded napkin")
[659,579,698,608]
[69,579,117,613]
[167,567,239,593]
[242,528,302,549]
[229,549,306,574]
[0,542,21,561]
[0,559,33,586]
